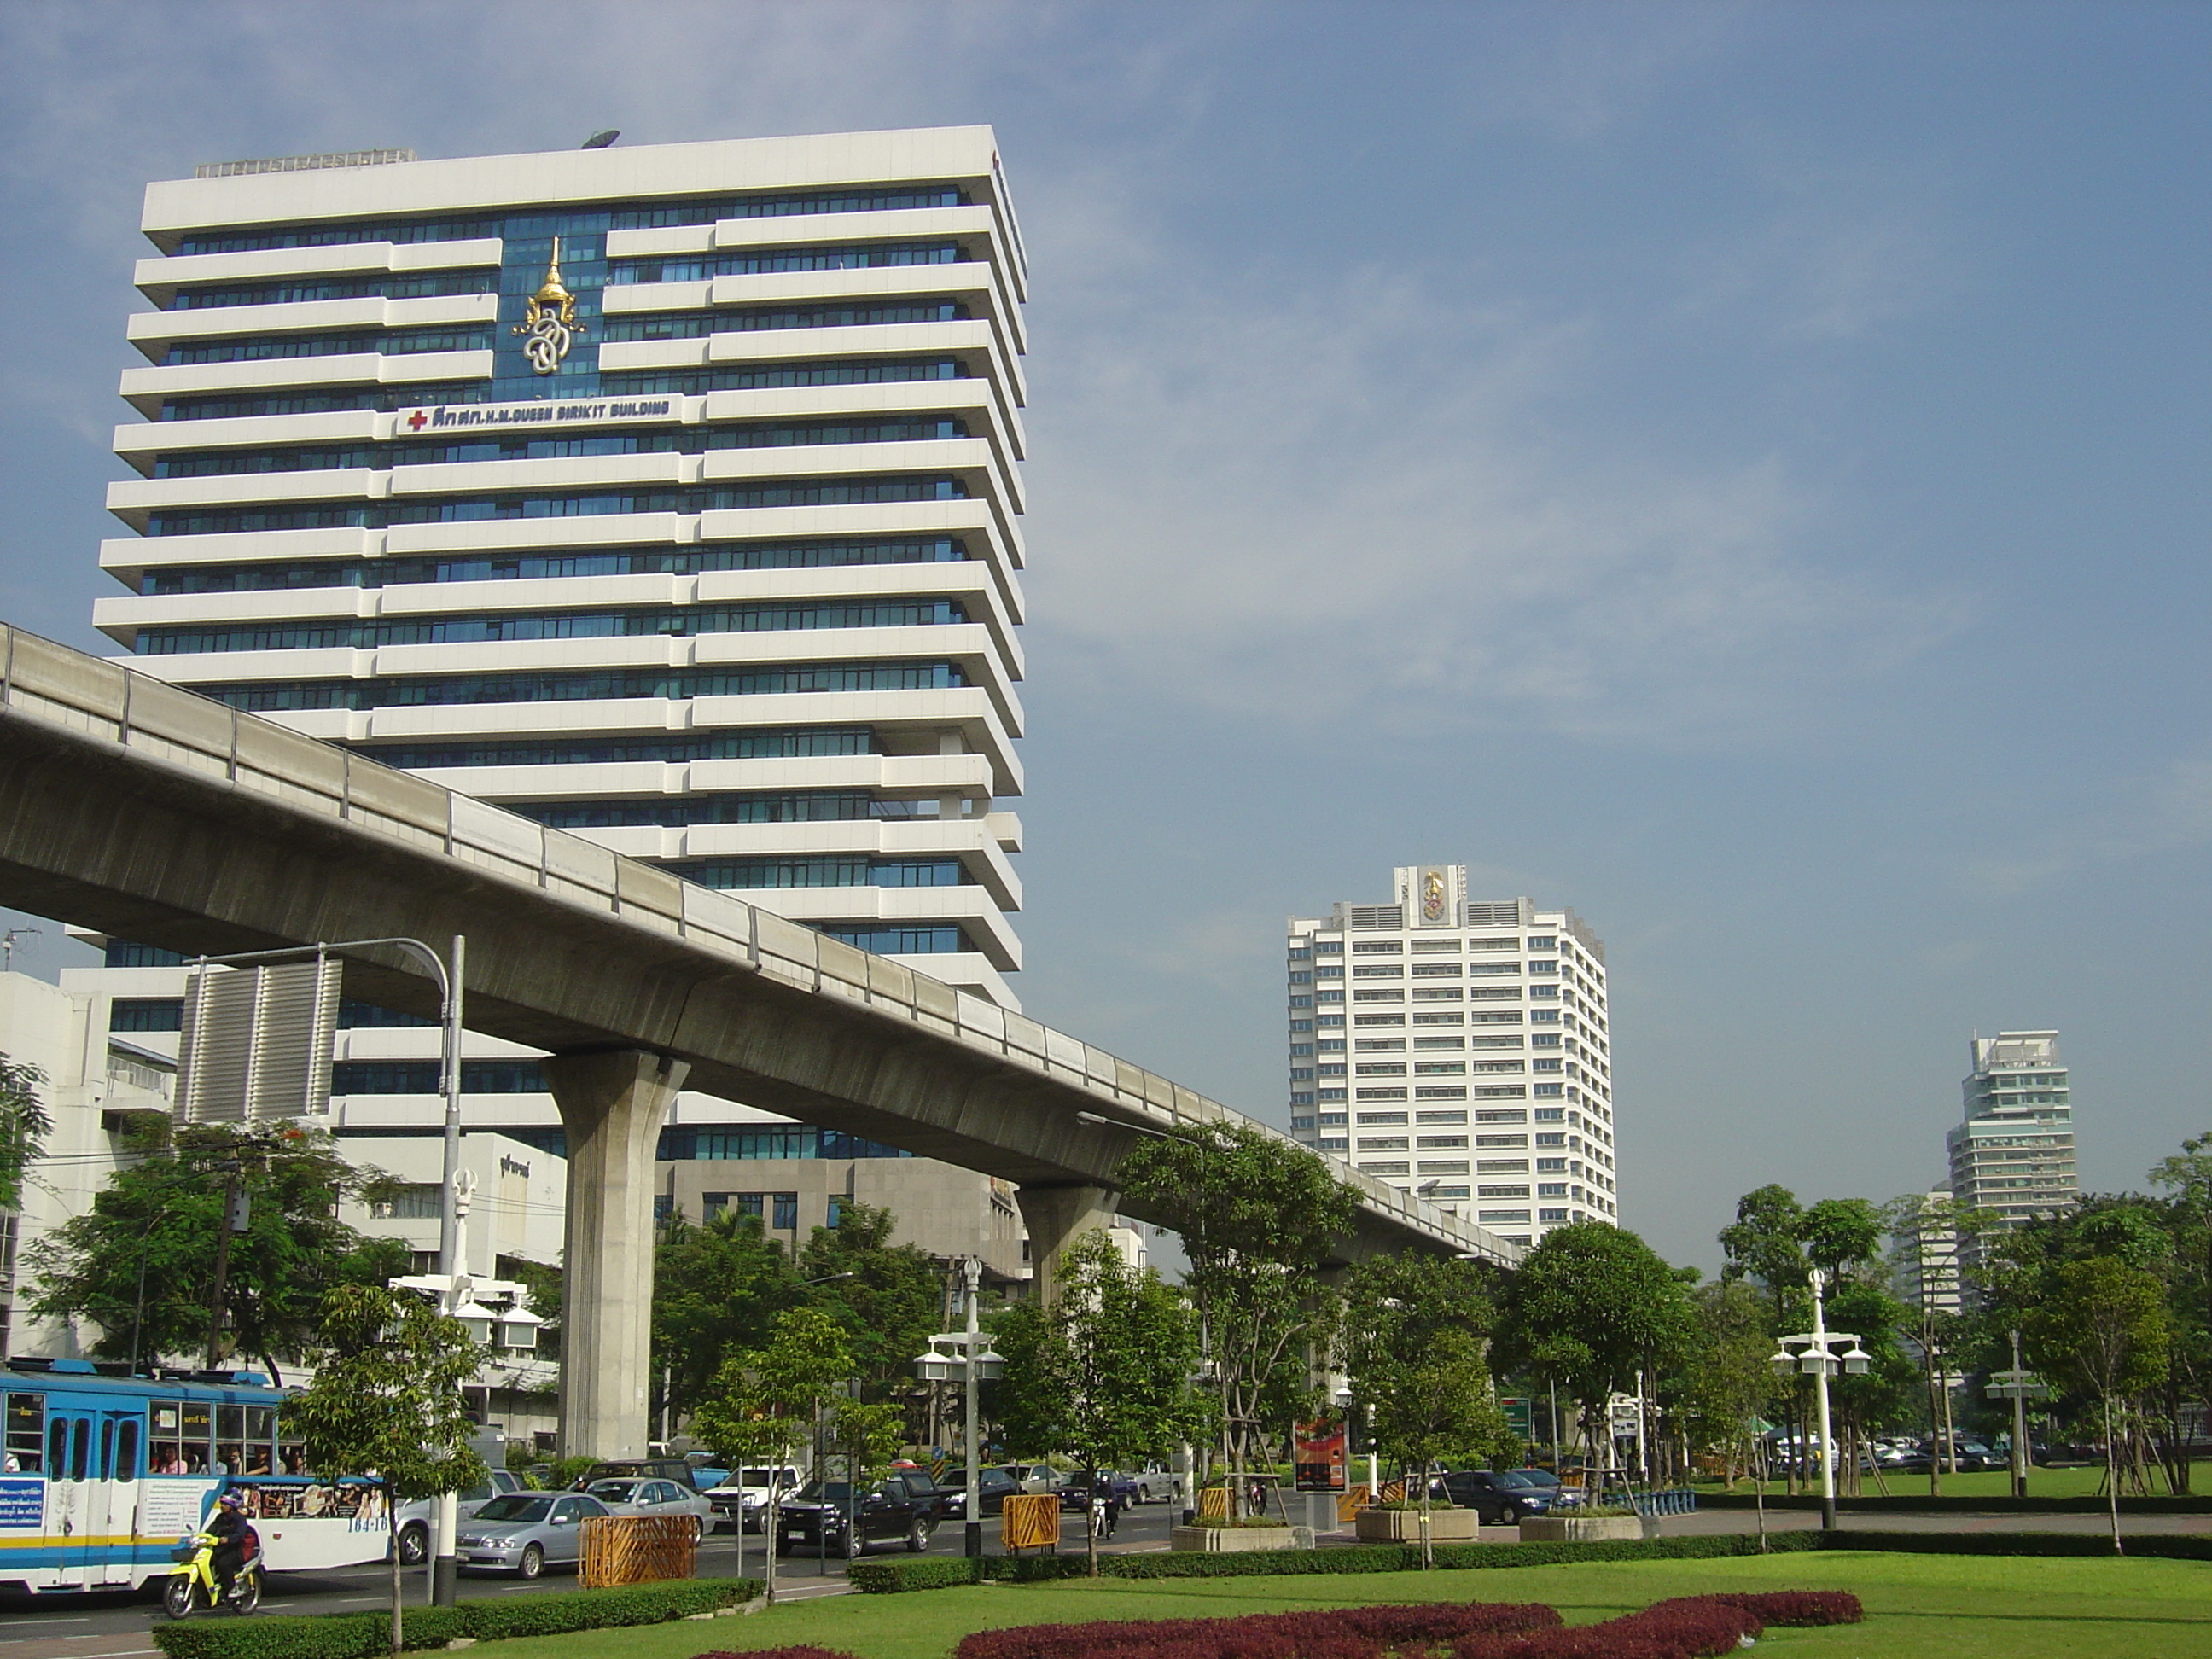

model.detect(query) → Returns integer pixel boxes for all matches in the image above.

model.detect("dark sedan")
[939,1466,1022,1519]
[1432,1469,1553,1524]
[776,1474,940,1558]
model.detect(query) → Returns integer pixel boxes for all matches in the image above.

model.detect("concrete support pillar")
[544,1048,690,1460]
[1014,1183,1118,1307]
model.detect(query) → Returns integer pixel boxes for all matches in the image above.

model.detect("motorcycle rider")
[207,1491,258,1602]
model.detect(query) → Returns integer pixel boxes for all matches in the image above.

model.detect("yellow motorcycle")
[162,1530,263,1617]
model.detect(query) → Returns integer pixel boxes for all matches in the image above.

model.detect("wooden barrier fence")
[1000,1493,1062,1551]
[579,1514,698,1587]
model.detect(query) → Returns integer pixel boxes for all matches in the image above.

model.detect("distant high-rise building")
[1946,1031,2078,1227]
[1284,865,1618,1247]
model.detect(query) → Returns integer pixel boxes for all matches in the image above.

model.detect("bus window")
[4,1394,42,1473]
[148,1403,184,1475]
[116,1419,140,1481]
[180,1402,212,1473]
[216,1405,245,1475]
[68,1420,88,1482]
[242,1406,275,1475]
[98,1421,114,1481]
[46,1420,65,1478]
[277,1415,305,1475]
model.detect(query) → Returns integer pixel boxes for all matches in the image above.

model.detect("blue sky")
[0,2,2203,1271]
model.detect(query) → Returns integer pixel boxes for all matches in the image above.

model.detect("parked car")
[707,1464,802,1534]
[455,1492,614,1579]
[391,1470,529,1565]
[776,1473,940,1558]
[1431,1469,1554,1524]
[569,1458,702,1492]
[584,1476,716,1539]
[1506,1468,1580,1509]
[939,1465,1023,1519]
[1132,1463,1186,1505]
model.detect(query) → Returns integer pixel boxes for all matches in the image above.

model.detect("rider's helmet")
[217,1492,244,1509]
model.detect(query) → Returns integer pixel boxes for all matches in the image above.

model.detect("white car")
[707,1464,801,1534]
[584,1476,715,1540]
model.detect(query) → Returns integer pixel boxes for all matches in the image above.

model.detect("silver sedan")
[455,1492,613,1578]
[584,1476,715,1540]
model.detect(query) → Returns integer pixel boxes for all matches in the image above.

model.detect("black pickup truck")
[774,1472,943,1558]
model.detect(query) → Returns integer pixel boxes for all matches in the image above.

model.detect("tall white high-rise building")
[1947,1031,2078,1228]
[1284,865,1619,1248]
[77,129,1033,1284]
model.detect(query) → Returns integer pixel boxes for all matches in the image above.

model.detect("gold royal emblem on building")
[512,236,582,374]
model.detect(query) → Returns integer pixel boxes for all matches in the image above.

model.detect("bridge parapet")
[0,622,1518,1269]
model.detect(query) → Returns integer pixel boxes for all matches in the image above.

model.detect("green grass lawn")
[1703,1462,2210,1501]
[456,1552,2212,1659]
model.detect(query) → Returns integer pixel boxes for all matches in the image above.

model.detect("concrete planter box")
[1170,1524,1300,1553]
[1353,1507,1482,1544]
[1517,1514,1644,1543]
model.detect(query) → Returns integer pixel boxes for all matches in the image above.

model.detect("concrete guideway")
[0,623,1516,1452]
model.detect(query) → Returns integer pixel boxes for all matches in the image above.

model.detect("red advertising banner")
[1294,1417,1348,1492]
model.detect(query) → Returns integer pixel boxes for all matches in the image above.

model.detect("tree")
[0,1055,49,1210]
[691,1306,854,1604]
[1340,1253,1516,1567]
[998,1231,1197,1574]
[2146,1138,2212,1493]
[288,1285,486,1656]
[28,1121,407,1379]
[1678,1278,1776,1491]
[1118,1122,1358,1516]
[1496,1222,1693,1499]
[651,1208,798,1430]
[2019,1255,2168,1554]
[799,1203,943,1402]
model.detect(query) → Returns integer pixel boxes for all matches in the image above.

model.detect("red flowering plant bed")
[953,1603,1561,1659]
[700,1592,1861,1659]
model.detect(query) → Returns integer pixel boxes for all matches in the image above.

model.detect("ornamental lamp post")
[911,1257,1001,1557]
[1984,1328,2048,1501]
[1767,1266,1868,1531]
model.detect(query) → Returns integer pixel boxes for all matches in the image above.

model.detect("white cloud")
[1963,752,2212,897]
[1021,201,1959,744]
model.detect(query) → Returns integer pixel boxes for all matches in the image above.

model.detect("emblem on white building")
[512,237,583,374]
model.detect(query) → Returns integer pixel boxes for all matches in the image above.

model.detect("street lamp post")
[391,1172,539,1606]
[911,1258,1002,1558]
[1768,1267,1871,1531]
[1985,1329,2047,1502]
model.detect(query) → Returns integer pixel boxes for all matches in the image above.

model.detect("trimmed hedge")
[849,1534,1825,1592]
[148,1575,758,1657]
[1823,1528,2212,1563]
[1701,1492,2212,1516]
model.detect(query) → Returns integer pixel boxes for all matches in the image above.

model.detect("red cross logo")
[405,410,429,431]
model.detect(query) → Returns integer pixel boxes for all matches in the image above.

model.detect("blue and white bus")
[0,1358,387,1594]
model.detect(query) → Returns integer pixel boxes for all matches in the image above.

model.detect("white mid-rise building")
[1947,1031,2078,1229]
[1284,865,1619,1247]
[77,129,1033,1284]
[1889,1187,1965,1315]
